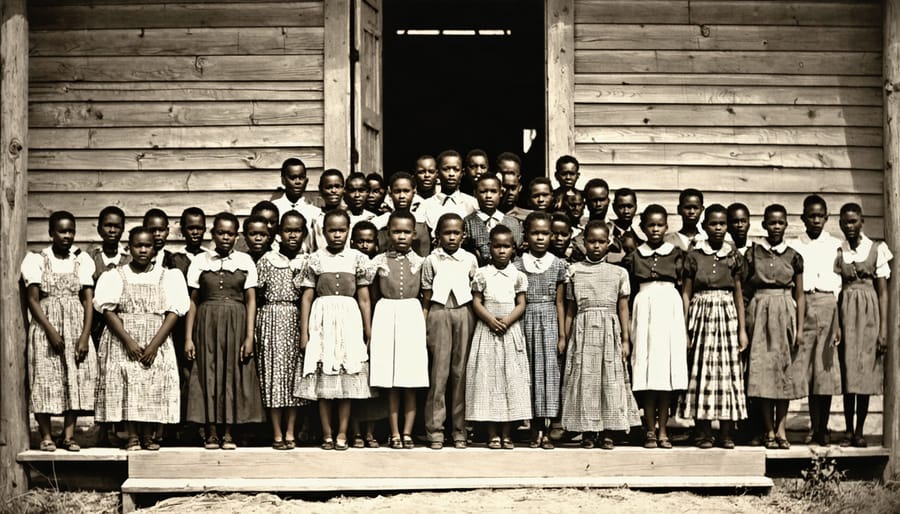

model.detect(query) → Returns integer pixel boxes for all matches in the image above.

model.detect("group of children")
[23,151,892,453]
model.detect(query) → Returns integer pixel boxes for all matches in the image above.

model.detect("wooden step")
[765,444,890,460]
[17,447,127,462]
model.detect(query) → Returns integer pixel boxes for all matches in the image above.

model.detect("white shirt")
[94,265,190,316]
[421,247,478,306]
[420,190,478,235]
[840,233,893,279]
[90,244,130,268]
[272,194,321,227]
[21,246,95,287]
[171,244,213,260]
[186,250,258,289]
[790,231,842,294]
[475,210,505,230]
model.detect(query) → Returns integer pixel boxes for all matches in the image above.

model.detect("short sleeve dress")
[294,248,374,400]
[93,265,188,423]
[464,265,532,422]
[21,247,98,415]
[561,258,640,432]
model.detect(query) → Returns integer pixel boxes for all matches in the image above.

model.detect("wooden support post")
[324,0,352,172]
[0,0,30,499]
[884,0,900,483]
[545,0,574,183]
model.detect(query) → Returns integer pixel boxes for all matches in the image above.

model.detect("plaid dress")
[679,246,748,421]
[514,254,567,418]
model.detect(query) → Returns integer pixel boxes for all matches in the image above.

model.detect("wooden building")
[2,0,900,499]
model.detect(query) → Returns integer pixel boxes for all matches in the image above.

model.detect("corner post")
[324,0,352,172]
[546,0,575,183]
[883,0,900,483]
[0,0,30,498]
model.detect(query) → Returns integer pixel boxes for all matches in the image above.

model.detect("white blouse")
[94,265,190,316]
[21,246,95,287]
[840,234,893,279]
[186,250,259,289]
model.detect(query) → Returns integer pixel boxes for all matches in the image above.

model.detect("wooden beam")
[0,0,30,499]
[546,0,574,184]
[883,0,900,483]
[323,0,351,172]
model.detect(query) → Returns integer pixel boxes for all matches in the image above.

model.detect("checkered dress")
[514,256,567,418]
[679,290,748,421]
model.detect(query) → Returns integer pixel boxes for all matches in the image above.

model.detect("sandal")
[284,439,296,450]
[390,436,404,449]
[643,431,657,449]
[335,438,349,451]
[657,436,672,449]
[776,436,791,450]
[402,434,415,449]
[221,435,237,450]
[365,435,380,448]
[204,435,220,450]
[501,437,515,450]
[321,438,334,450]
[142,436,160,451]
[39,439,57,452]
[764,436,779,450]
[600,437,615,450]
[540,435,554,450]
[60,439,81,452]
[488,436,502,450]
[353,434,365,449]
[272,440,287,450]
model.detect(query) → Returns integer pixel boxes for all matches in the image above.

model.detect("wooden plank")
[573,84,882,106]
[28,169,323,192]
[29,27,324,56]
[0,0,30,500]
[30,55,324,82]
[574,104,882,127]
[121,475,774,493]
[688,1,882,27]
[127,447,766,479]
[574,24,881,52]
[575,73,882,87]
[30,2,325,30]
[17,448,128,462]
[575,126,882,147]
[883,0,900,483]
[546,0,575,180]
[765,445,889,460]
[575,50,882,75]
[31,126,324,149]
[30,81,324,102]
[323,0,351,171]
[574,143,883,169]
[577,165,884,193]
[29,101,324,128]
[575,0,689,24]
[29,147,323,170]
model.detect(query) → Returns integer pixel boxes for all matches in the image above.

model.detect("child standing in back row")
[466,225,532,450]
[22,211,98,452]
[514,212,567,450]
[621,205,687,449]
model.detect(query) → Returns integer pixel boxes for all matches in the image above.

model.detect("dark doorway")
[382,0,545,183]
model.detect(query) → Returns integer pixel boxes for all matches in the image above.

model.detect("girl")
[369,211,429,449]
[184,212,264,450]
[94,227,188,450]
[679,205,749,449]
[835,203,892,447]
[744,204,805,450]
[295,209,373,451]
[256,210,309,449]
[466,225,531,449]
[22,211,97,452]
[621,204,687,449]
[562,221,640,449]
[514,212,567,449]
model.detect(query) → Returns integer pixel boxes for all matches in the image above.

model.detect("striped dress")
[514,254,567,418]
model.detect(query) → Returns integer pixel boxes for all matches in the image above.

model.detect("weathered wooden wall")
[27,0,326,246]
[572,0,884,236]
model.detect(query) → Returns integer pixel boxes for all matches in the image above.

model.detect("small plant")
[799,454,847,502]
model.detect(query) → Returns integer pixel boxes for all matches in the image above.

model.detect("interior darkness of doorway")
[382,0,545,185]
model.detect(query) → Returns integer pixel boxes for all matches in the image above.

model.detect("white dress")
[368,251,429,388]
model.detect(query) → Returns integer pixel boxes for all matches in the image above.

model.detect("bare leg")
[819,396,833,436]
[336,399,351,443]
[774,400,789,440]
[63,413,77,441]
[657,391,672,441]
[643,392,657,434]
[809,396,820,440]
[270,408,284,442]
[285,407,297,443]
[760,399,776,439]
[36,413,53,442]
[720,421,733,441]
[500,422,511,440]
[125,421,138,444]
[843,393,856,435]
[402,388,417,436]
[855,394,870,438]
[487,422,498,440]
[319,400,333,440]
[388,388,401,438]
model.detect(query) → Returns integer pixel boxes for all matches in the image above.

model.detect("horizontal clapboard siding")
[572,0,884,238]
[28,1,325,248]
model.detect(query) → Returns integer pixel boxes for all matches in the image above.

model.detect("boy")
[345,172,378,227]
[414,155,438,202]
[610,188,644,253]
[569,178,626,263]
[664,188,707,251]
[790,195,842,445]
[143,208,175,269]
[170,207,210,277]
[463,173,523,266]
[272,158,320,229]
[496,152,530,222]
[374,172,432,257]
[366,173,391,215]
[727,203,753,255]
[461,149,489,195]
[89,206,129,285]
[243,215,273,263]
[552,155,580,198]
[235,200,282,253]
[422,213,478,449]
[309,169,345,250]
[421,150,478,236]
[527,177,554,213]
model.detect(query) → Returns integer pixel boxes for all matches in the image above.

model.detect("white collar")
[759,239,789,254]
[841,233,873,256]
[209,249,236,261]
[265,249,305,269]
[694,240,731,257]
[521,252,550,273]
[42,245,78,259]
[637,242,675,257]
[798,231,837,245]
[433,247,466,261]
[489,264,513,277]
[476,210,504,224]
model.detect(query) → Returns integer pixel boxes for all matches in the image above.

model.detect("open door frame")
[545,0,575,185]
[352,0,383,174]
